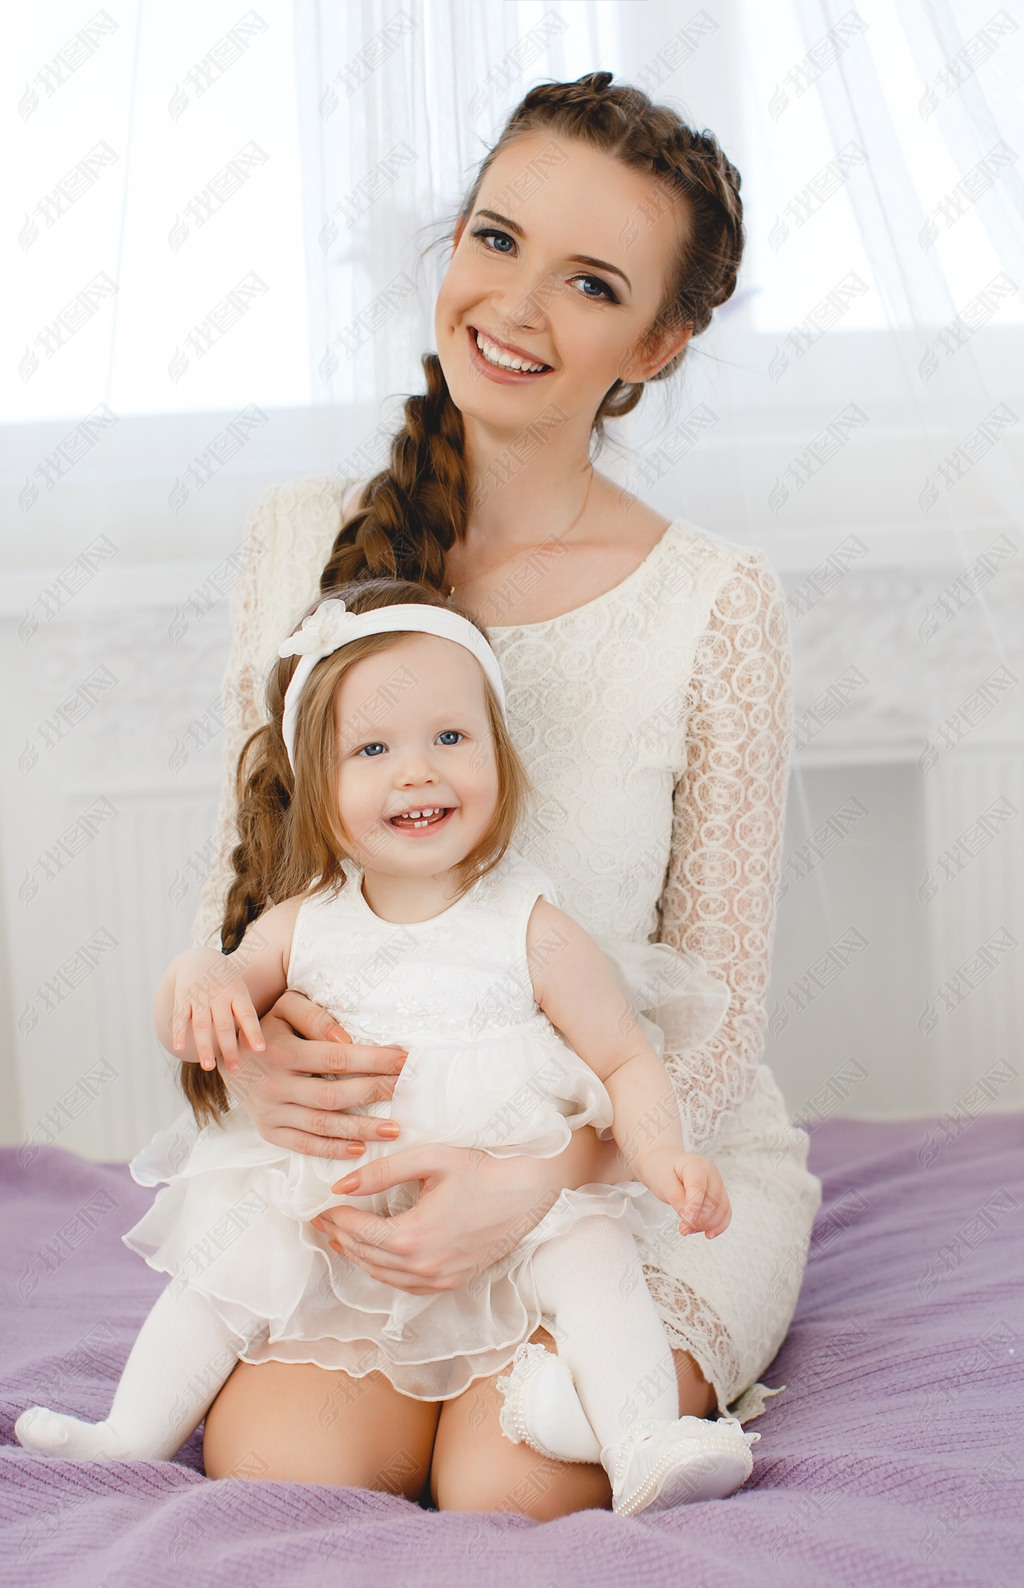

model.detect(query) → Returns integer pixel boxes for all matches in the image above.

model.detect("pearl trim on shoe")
[609,1415,759,1516]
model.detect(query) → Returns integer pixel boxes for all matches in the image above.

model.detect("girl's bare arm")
[527,898,686,1169]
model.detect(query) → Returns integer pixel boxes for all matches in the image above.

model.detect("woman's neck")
[461,419,596,546]
[358,865,463,924]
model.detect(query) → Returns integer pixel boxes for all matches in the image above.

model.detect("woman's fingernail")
[346,1143,365,1156]
[379,1124,400,1139]
[333,1173,359,1192]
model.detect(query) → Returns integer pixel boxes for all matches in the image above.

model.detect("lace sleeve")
[658,550,794,1151]
[190,476,363,947]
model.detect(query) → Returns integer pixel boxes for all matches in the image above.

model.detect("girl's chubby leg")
[430,1329,716,1518]
[202,1357,439,1495]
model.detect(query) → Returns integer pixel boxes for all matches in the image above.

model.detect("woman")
[189,72,821,1516]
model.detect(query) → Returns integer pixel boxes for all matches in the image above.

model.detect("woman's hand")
[310,1129,623,1294]
[222,989,408,1161]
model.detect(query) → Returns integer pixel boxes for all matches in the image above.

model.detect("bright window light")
[2,1,311,423]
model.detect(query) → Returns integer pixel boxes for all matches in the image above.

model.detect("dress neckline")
[487,520,682,633]
[346,863,478,930]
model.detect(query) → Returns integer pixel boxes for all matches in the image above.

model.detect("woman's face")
[435,132,691,439]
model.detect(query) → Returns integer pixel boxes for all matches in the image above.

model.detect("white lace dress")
[191,476,823,1421]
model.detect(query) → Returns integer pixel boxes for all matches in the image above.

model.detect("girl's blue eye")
[358,743,386,757]
[470,226,619,304]
[437,731,462,746]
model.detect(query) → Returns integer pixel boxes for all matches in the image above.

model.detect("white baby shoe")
[496,1341,603,1464]
[608,1415,759,1516]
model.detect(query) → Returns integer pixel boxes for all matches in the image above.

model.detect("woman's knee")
[434,1448,610,1519]
[202,1359,437,1493]
[430,1358,610,1518]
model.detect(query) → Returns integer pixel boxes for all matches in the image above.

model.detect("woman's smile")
[466,325,553,383]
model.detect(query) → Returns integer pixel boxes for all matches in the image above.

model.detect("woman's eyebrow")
[474,209,631,290]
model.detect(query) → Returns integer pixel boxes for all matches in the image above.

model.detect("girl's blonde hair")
[183,577,531,1126]
[319,69,744,593]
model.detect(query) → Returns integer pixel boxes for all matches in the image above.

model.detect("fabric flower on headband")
[278,599,360,661]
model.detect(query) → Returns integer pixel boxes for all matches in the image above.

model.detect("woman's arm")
[658,551,794,1150]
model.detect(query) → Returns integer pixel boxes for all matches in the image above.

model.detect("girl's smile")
[385,804,456,835]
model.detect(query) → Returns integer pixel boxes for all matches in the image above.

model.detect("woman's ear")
[629,321,694,382]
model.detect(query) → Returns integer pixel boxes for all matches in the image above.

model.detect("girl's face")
[333,634,500,880]
[435,132,690,439]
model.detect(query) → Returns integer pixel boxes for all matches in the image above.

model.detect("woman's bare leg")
[203,1358,439,1495]
[675,1347,718,1419]
[430,1330,715,1518]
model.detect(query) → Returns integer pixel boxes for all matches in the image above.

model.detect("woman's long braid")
[320,354,467,594]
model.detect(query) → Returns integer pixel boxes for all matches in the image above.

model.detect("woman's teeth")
[389,807,448,829]
[474,330,549,373]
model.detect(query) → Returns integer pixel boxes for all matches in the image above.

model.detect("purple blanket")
[2,1116,1021,1587]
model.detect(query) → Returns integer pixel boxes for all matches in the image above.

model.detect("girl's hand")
[634,1148,731,1239]
[225,989,409,1161]
[170,951,265,1071]
[310,1129,618,1293]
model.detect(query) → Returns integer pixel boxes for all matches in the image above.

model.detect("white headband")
[278,598,507,771]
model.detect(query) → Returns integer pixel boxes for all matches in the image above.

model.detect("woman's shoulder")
[604,518,781,640]
[665,517,778,579]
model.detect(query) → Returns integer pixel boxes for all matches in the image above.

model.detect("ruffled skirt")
[124,1022,677,1400]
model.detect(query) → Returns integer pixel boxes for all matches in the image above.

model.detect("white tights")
[529,1215,679,1458]
[14,1284,256,1460]
[15,1216,675,1465]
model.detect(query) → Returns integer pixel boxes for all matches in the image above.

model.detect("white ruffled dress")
[124,849,729,1401]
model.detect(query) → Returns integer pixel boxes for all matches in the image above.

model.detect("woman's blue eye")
[357,743,386,757]
[437,731,462,746]
[470,226,618,303]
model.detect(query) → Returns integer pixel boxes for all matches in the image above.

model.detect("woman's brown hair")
[319,69,744,595]
[183,577,531,1127]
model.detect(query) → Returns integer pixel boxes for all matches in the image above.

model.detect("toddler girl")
[16,579,757,1514]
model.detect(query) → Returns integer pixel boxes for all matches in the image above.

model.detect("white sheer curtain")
[1,0,1021,1159]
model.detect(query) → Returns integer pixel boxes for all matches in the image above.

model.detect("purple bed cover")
[1,1114,1021,1588]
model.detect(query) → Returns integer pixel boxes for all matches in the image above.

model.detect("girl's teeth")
[391,807,446,828]
[474,331,547,373]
